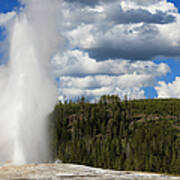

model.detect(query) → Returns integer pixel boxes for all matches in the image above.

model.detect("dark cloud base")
[64,0,100,7]
[108,8,176,25]
[86,46,180,61]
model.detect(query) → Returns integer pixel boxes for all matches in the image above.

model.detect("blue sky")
[168,0,180,11]
[0,0,20,63]
[0,0,180,101]
[0,0,20,13]
[152,0,180,98]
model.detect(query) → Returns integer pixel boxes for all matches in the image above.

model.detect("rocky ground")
[0,163,180,180]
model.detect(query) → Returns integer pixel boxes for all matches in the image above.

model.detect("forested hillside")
[49,95,180,174]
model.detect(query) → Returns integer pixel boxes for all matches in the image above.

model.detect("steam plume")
[0,0,60,164]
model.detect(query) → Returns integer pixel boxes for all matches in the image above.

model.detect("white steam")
[0,0,60,164]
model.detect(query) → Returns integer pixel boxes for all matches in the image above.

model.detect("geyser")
[0,0,60,164]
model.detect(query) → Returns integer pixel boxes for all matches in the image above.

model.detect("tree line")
[48,95,180,174]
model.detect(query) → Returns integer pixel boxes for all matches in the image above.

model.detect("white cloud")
[60,75,153,90]
[60,0,180,61]
[53,50,170,101]
[52,50,170,77]
[155,77,180,98]
[59,86,145,102]
[51,0,180,101]
[0,12,16,26]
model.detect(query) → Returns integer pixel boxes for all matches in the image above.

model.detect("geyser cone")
[0,14,57,164]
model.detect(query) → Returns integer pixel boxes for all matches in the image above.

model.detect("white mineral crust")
[0,163,180,180]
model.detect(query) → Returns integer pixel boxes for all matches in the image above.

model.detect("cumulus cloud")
[126,0,163,6]
[61,0,180,61]
[64,0,163,7]
[60,74,154,90]
[52,50,170,77]
[59,86,145,102]
[155,77,180,98]
[106,6,175,25]
[0,12,16,26]
[52,0,180,101]
[64,0,100,7]
[53,50,170,101]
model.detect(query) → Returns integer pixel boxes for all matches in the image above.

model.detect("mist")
[0,0,61,164]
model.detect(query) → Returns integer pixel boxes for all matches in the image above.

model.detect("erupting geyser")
[0,0,60,164]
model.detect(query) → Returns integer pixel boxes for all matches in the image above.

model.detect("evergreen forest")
[49,95,180,174]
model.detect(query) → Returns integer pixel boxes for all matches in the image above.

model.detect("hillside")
[49,95,180,175]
